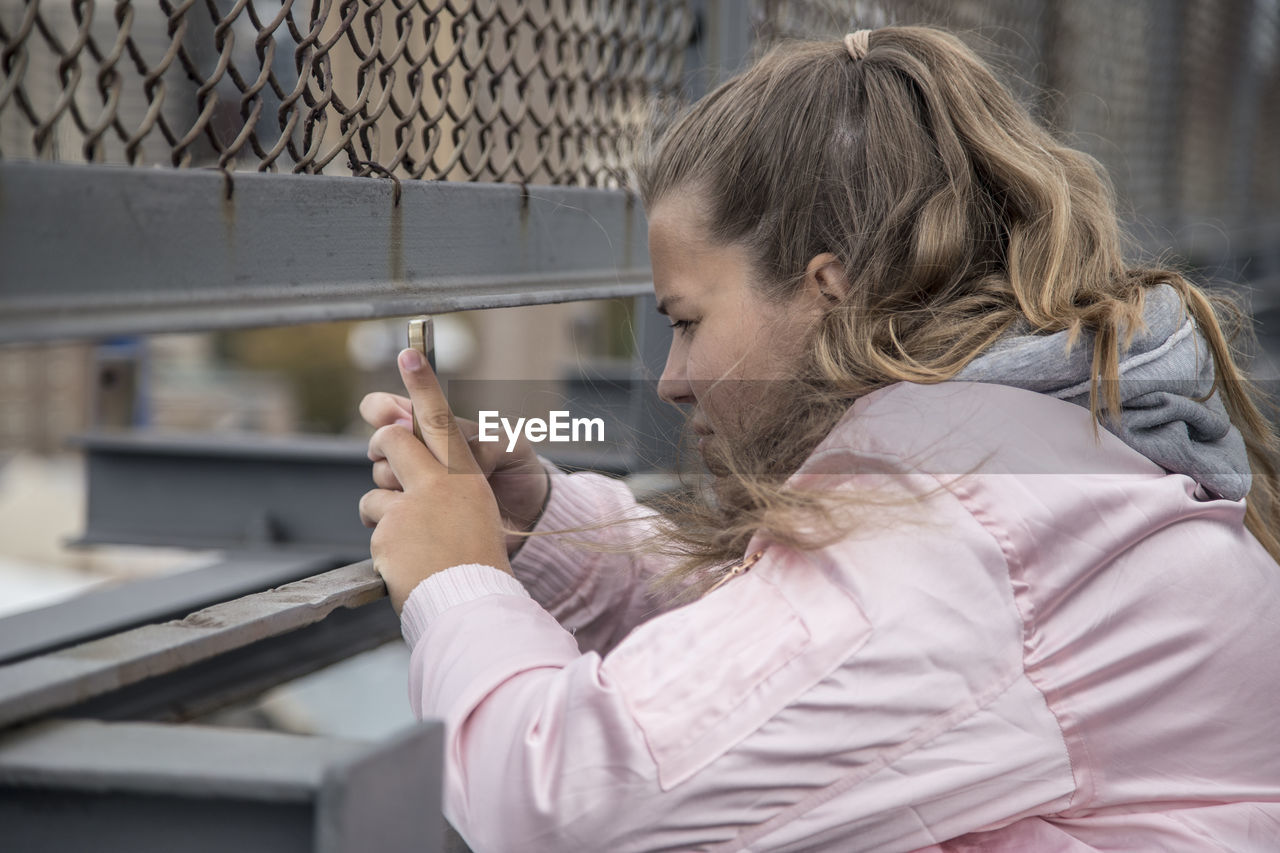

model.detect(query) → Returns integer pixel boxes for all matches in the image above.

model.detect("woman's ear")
[805,253,850,305]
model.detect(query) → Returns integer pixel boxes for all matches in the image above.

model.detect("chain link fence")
[0,0,692,185]
[751,0,1280,269]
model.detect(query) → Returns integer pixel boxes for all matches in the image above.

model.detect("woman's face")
[649,192,829,452]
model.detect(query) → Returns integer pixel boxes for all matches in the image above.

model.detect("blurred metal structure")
[1,1,1277,851]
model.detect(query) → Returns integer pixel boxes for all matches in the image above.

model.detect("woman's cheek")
[690,327,736,379]
[683,342,712,383]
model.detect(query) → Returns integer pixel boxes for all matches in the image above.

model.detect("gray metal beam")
[0,561,388,729]
[0,551,353,666]
[0,718,443,853]
[75,430,648,552]
[0,160,651,343]
[60,589,399,724]
[78,431,379,551]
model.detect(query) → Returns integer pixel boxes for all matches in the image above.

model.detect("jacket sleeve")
[400,461,1077,853]
[505,457,682,655]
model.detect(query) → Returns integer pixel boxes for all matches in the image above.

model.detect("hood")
[954,283,1252,500]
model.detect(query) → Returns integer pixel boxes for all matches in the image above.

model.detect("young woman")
[358,26,1280,852]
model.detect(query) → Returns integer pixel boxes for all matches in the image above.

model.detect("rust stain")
[220,171,236,258]
[518,182,531,264]
[623,191,636,272]
[390,188,404,286]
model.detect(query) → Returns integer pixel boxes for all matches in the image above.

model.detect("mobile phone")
[407,316,435,442]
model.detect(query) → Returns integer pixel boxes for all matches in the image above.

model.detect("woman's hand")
[358,349,513,614]
[359,388,550,556]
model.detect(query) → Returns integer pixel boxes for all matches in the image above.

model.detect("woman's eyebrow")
[655,296,684,316]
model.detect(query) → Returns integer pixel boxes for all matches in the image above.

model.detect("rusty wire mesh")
[0,0,693,185]
[751,0,1280,265]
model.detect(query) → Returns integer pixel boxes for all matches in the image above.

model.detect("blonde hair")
[541,26,1280,601]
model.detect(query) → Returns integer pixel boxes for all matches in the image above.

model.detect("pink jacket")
[399,381,1280,852]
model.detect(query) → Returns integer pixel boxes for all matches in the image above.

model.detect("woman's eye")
[668,319,697,333]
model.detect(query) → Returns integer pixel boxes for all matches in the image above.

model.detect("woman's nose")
[657,352,694,407]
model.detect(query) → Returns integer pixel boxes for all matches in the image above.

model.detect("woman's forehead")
[648,190,713,241]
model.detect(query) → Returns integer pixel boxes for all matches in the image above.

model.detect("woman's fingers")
[358,487,398,528]
[372,459,400,490]
[368,423,434,492]
[362,391,413,463]
[360,368,499,483]
[467,430,509,476]
[396,348,479,474]
[369,425,489,484]
[359,391,412,429]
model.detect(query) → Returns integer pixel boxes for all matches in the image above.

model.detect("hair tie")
[843,30,871,61]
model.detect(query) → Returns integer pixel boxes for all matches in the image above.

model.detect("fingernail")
[399,348,423,371]
[395,417,414,430]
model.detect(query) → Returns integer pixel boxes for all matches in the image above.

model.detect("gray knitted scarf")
[954,283,1252,500]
